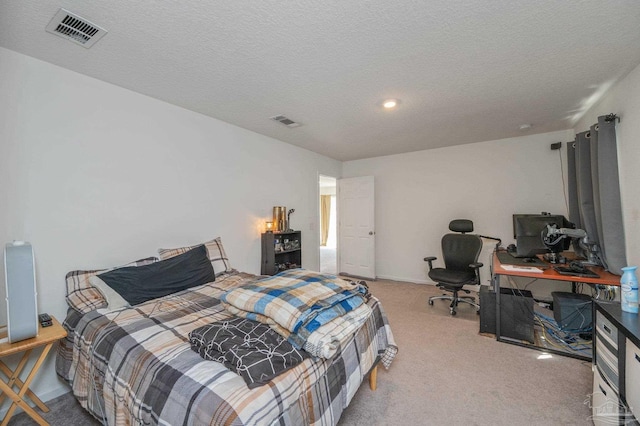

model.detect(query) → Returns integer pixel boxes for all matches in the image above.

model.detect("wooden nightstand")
[0,317,67,426]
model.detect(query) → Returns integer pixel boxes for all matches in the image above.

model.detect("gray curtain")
[567,141,581,230]
[567,115,626,275]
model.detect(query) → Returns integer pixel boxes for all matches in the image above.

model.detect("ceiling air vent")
[45,8,108,48]
[270,115,302,128]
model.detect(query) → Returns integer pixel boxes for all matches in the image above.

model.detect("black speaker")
[480,286,534,343]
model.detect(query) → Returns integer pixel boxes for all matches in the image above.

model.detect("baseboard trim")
[375,274,434,285]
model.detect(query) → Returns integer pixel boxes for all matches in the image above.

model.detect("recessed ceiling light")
[383,99,399,109]
[519,124,532,131]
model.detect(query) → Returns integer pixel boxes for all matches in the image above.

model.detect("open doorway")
[319,175,337,274]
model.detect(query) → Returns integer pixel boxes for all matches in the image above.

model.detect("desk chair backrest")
[442,220,482,273]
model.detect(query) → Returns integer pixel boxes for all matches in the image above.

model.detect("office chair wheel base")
[450,309,456,316]
[428,299,434,305]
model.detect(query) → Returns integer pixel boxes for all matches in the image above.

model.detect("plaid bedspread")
[221,270,366,349]
[56,271,397,426]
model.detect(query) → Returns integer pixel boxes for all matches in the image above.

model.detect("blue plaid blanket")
[221,269,367,348]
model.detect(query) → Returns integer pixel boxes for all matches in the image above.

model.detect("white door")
[338,176,375,279]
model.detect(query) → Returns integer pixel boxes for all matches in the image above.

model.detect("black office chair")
[424,219,483,315]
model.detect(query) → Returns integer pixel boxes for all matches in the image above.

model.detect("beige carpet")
[10,279,593,425]
[320,246,337,274]
[339,279,593,425]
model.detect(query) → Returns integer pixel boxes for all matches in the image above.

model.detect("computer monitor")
[512,214,571,258]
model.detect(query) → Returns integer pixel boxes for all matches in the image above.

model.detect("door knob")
[369,231,374,235]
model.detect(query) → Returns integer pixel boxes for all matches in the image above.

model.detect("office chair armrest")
[424,256,437,270]
[469,262,483,269]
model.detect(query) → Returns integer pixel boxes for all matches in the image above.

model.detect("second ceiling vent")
[270,115,302,128]
[45,8,108,48]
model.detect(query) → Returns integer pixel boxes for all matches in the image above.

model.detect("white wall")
[3,40,638,406]
[573,62,640,270]
[342,130,574,283]
[0,47,341,401]
[319,186,336,196]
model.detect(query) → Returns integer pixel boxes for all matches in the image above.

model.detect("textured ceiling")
[2,1,640,161]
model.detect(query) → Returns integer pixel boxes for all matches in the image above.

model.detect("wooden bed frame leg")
[369,365,378,391]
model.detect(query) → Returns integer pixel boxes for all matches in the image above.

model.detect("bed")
[56,237,397,425]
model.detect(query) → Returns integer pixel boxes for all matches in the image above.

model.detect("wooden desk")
[492,252,619,360]
[0,317,67,426]
[493,252,620,285]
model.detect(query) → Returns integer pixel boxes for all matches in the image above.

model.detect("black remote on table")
[38,313,52,327]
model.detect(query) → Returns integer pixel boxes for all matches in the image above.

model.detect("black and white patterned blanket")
[189,317,310,388]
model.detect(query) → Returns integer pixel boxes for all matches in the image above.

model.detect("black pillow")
[98,245,215,305]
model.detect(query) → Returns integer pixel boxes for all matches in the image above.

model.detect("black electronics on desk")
[497,250,548,268]
[512,213,572,258]
[553,263,599,278]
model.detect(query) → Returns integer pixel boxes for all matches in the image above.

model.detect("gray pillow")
[89,275,131,310]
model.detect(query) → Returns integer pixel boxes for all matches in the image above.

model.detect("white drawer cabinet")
[626,338,640,420]
[596,310,620,392]
[594,302,640,425]
[592,366,622,426]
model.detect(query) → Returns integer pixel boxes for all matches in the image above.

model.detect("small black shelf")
[276,248,301,255]
[261,231,302,275]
